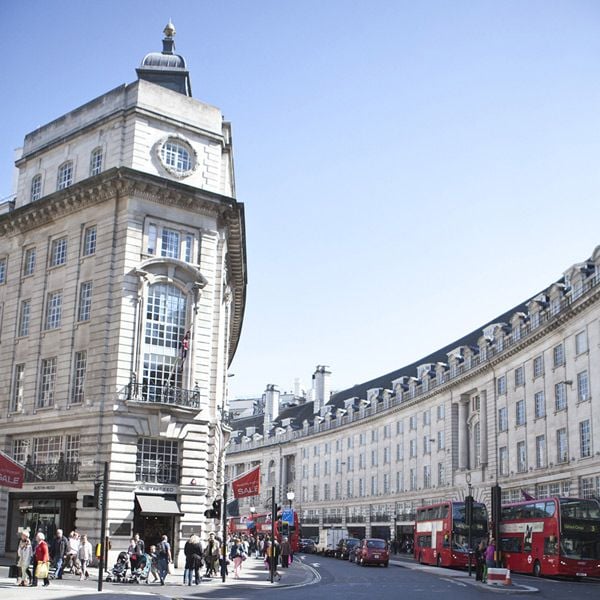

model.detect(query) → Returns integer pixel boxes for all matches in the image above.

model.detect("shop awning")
[136,495,183,516]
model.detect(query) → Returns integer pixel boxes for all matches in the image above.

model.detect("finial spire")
[162,21,176,54]
[163,20,176,38]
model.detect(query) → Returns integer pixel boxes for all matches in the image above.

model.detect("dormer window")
[90,147,103,176]
[57,161,74,190]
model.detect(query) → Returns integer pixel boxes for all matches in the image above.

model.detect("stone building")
[0,23,246,561]
[226,249,600,543]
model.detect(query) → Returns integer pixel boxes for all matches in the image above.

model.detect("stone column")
[458,394,469,470]
[480,390,488,465]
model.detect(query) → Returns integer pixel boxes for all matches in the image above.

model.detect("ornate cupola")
[136,21,192,96]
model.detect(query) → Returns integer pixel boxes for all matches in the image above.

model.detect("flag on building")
[0,450,24,489]
[227,498,240,517]
[521,489,535,500]
[231,465,260,499]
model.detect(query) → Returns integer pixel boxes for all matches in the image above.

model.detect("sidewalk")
[0,554,318,599]
[389,554,538,594]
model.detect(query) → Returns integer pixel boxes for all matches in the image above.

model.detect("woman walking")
[78,534,93,580]
[229,537,244,579]
[33,532,50,587]
[17,530,32,586]
[184,534,203,585]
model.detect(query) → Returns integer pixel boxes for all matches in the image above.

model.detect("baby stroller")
[129,553,151,584]
[106,551,129,583]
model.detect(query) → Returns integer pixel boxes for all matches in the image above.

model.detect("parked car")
[355,538,390,567]
[299,538,317,553]
[336,538,361,560]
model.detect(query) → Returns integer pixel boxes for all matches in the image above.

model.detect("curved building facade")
[227,247,600,542]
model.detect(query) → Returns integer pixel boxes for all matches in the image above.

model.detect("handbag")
[35,561,49,579]
[8,564,19,579]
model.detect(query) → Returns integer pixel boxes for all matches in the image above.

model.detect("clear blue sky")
[2,1,600,398]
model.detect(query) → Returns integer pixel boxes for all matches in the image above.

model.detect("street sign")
[282,508,294,525]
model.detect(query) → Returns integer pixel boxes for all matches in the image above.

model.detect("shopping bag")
[8,564,19,579]
[35,561,49,579]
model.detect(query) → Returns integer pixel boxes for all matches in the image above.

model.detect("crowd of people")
[12,528,294,588]
[15,528,93,587]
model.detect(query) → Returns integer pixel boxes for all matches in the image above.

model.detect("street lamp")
[286,490,295,508]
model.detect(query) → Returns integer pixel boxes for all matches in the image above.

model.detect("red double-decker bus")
[500,496,600,578]
[228,510,301,553]
[415,500,488,568]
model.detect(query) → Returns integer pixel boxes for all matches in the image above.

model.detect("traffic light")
[204,499,222,519]
[94,482,103,509]
[465,495,474,526]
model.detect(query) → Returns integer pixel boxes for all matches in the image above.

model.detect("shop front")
[6,491,77,553]
[133,494,183,550]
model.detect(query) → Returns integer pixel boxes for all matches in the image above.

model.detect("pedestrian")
[33,532,50,587]
[50,528,68,580]
[484,538,496,583]
[280,536,291,568]
[78,534,93,580]
[475,540,486,582]
[65,531,81,575]
[204,532,219,577]
[148,545,159,582]
[184,534,203,585]
[17,530,33,586]
[265,540,281,581]
[157,534,172,585]
[229,537,244,579]
[131,533,145,571]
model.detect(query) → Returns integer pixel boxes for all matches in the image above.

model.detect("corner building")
[227,249,600,543]
[0,23,246,561]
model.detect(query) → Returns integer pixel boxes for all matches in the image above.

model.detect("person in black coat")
[184,534,204,585]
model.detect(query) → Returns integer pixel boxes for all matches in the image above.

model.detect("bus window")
[440,505,449,519]
[544,537,558,555]
[500,537,522,553]
[418,535,432,548]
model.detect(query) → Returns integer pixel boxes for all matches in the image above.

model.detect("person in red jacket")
[32,532,50,587]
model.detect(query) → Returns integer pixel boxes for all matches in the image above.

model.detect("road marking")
[441,577,467,587]
[310,563,321,568]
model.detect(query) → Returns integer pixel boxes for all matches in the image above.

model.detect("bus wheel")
[436,554,442,567]
[533,561,541,577]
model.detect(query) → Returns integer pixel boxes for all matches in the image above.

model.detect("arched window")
[30,174,42,201]
[90,147,103,176]
[57,161,73,190]
[142,283,187,400]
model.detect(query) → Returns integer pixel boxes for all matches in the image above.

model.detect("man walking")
[50,529,68,580]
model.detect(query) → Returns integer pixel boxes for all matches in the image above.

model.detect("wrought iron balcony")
[127,381,201,410]
[24,460,80,483]
[136,463,181,485]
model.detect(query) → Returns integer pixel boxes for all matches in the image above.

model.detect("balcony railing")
[127,381,201,410]
[136,463,181,485]
[24,460,80,483]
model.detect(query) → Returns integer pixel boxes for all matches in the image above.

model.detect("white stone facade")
[0,63,246,563]
[226,250,600,541]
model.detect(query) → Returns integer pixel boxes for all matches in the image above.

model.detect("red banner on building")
[232,466,260,499]
[0,451,24,489]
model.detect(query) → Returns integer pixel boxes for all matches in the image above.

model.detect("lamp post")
[465,472,473,577]
[286,490,295,508]
[285,491,295,538]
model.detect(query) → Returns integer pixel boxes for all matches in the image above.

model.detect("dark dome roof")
[136,21,192,97]
[141,52,186,70]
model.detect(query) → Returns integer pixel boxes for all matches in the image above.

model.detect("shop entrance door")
[135,514,174,550]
